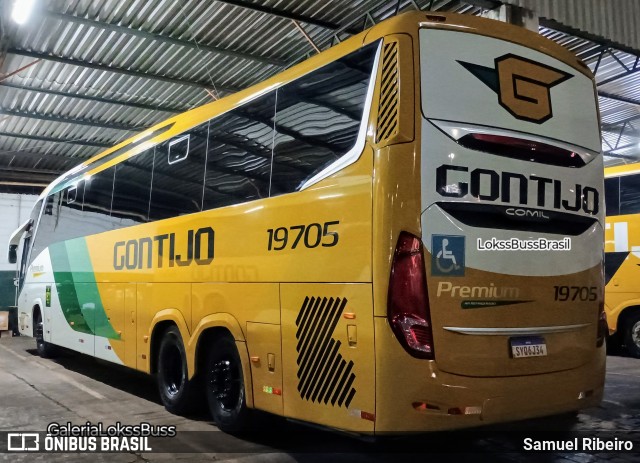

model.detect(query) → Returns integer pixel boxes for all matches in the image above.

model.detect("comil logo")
[458,54,572,123]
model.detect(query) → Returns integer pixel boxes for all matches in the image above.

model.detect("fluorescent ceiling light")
[11,0,36,25]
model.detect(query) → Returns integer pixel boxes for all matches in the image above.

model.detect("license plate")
[510,336,547,358]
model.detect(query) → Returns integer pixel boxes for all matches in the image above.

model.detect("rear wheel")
[33,309,57,358]
[205,335,251,434]
[156,326,198,415]
[622,312,640,358]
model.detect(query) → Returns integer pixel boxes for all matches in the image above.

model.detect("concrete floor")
[1,335,639,462]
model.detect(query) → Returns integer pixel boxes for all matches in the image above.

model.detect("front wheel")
[156,326,198,415]
[33,309,57,358]
[205,336,251,434]
[622,312,640,358]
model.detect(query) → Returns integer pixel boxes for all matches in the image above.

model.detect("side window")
[203,92,275,210]
[25,198,43,262]
[82,167,115,232]
[149,124,208,221]
[31,193,61,263]
[270,43,377,195]
[620,175,640,215]
[112,149,154,225]
[57,181,86,242]
[605,177,620,216]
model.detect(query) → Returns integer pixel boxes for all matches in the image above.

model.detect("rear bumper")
[374,317,606,433]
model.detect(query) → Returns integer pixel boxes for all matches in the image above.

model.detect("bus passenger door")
[280,284,375,433]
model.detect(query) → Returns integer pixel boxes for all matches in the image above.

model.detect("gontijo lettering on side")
[113,227,214,270]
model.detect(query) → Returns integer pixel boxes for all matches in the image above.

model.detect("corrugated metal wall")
[0,194,37,307]
[504,0,640,52]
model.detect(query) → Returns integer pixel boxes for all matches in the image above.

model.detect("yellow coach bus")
[8,12,605,434]
[604,162,640,357]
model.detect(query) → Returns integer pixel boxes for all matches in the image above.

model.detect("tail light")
[387,232,434,359]
[596,302,607,348]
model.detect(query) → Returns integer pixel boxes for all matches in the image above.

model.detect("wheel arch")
[617,305,640,333]
[188,313,253,409]
[148,309,191,375]
[28,297,45,337]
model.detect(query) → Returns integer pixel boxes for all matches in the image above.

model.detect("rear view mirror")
[8,245,17,264]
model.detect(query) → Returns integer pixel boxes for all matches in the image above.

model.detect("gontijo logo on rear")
[458,54,572,123]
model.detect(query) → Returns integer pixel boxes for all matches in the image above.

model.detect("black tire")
[156,326,198,415]
[33,309,57,358]
[606,332,623,356]
[622,312,640,358]
[205,335,251,434]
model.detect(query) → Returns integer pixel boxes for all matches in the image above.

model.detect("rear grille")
[376,41,399,144]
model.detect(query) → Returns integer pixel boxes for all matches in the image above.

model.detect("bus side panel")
[281,283,375,433]
[94,283,126,363]
[26,246,97,357]
[124,284,138,368]
[246,322,283,415]
[136,282,192,372]
[604,214,640,332]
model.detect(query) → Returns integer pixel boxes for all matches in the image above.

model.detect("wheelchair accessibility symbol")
[431,235,465,276]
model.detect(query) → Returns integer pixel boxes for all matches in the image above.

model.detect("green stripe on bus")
[50,239,120,340]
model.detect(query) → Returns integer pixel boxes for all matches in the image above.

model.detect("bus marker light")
[250,356,260,363]
[262,386,282,395]
[412,402,440,411]
[361,411,375,421]
[464,406,482,415]
[343,313,356,319]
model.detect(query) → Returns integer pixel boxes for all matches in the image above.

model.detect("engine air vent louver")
[376,41,400,144]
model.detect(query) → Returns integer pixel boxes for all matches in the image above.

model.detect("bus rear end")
[372,14,605,433]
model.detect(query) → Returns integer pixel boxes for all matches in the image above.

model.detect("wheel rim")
[162,343,185,397]
[631,321,640,348]
[210,357,241,411]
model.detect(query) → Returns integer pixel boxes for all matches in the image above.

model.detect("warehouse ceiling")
[0,0,639,195]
